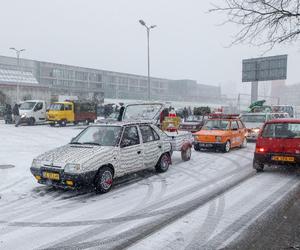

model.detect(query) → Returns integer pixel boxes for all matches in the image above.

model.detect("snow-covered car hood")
[36,144,115,167]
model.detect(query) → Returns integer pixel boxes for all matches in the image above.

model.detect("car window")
[140,125,160,143]
[121,126,140,147]
[237,120,244,129]
[202,120,229,130]
[64,104,72,111]
[231,121,239,130]
[35,102,43,111]
[262,123,300,138]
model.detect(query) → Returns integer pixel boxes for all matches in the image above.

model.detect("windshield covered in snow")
[123,104,163,121]
[72,126,122,146]
[262,123,300,138]
[240,114,266,123]
[202,120,230,130]
[19,102,36,110]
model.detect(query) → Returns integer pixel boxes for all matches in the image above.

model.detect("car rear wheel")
[94,166,114,194]
[223,141,231,153]
[181,147,191,161]
[59,120,67,127]
[155,154,170,173]
[253,161,264,172]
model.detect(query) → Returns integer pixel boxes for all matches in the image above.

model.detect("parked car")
[47,101,97,126]
[193,114,247,152]
[30,121,172,193]
[19,100,47,125]
[179,115,206,133]
[253,119,300,172]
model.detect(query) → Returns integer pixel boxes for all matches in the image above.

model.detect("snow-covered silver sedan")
[30,121,172,193]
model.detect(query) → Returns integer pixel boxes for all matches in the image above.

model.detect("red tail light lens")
[256,147,265,153]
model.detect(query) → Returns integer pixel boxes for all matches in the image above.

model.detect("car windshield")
[123,104,163,121]
[19,102,36,110]
[240,114,266,123]
[49,103,64,111]
[202,120,230,130]
[186,115,202,122]
[72,126,122,146]
[262,123,300,138]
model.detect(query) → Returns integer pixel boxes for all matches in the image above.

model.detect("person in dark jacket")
[12,103,20,127]
[4,104,12,124]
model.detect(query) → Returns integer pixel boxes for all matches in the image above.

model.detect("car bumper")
[194,141,225,149]
[254,153,300,166]
[30,167,98,189]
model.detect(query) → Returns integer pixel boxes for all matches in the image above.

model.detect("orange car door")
[237,120,246,145]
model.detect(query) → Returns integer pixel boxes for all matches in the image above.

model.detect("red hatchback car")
[253,119,300,172]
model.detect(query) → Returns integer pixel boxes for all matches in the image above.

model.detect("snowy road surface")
[0,123,299,250]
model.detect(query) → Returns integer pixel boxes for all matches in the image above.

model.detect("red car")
[253,119,300,172]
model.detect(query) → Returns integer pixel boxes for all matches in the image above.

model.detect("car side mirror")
[46,109,49,112]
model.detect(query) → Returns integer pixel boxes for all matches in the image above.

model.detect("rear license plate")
[43,172,60,180]
[271,156,295,162]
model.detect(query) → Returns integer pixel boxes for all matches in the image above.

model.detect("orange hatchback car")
[193,114,247,152]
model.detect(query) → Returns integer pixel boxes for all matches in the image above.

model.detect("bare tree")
[210,0,300,49]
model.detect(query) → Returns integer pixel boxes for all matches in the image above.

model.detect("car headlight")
[251,128,260,134]
[64,163,81,173]
[21,113,27,118]
[31,159,42,168]
[215,136,222,142]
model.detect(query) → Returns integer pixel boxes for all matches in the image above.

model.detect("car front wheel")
[94,167,114,194]
[223,141,231,153]
[253,161,264,172]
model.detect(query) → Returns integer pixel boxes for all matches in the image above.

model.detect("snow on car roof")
[92,120,154,127]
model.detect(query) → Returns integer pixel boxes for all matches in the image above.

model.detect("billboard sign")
[242,55,287,82]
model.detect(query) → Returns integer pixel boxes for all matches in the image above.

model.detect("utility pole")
[139,19,156,101]
[10,47,26,102]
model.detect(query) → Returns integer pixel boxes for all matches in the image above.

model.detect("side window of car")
[140,125,155,143]
[237,120,244,129]
[121,126,140,147]
[231,121,239,130]
[152,127,160,140]
[35,102,43,111]
[65,104,72,111]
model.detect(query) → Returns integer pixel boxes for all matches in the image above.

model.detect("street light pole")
[9,47,26,102]
[139,20,156,101]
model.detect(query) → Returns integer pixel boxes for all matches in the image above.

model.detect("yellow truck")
[47,101,97,126]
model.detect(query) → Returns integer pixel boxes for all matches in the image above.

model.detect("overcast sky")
[1,0,299,97]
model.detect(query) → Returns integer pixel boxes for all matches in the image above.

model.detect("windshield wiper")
[70,142,82,145]
[82,142,102,146]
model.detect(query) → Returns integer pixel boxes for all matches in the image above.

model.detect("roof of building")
[0,68,39,85]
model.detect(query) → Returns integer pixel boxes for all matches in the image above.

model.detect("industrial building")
[0,55,222,105]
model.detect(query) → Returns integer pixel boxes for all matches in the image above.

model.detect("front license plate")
[271,156,295,162]
[43,172,60,180]
[199,143,213,148]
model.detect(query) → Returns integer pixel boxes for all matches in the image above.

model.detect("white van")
[19,100,47,125]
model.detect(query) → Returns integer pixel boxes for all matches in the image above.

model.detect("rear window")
[262,123,300,139]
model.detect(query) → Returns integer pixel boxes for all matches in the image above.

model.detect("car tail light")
[256,147,265,153]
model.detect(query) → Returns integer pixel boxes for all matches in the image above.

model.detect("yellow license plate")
[271,156,295,162]
[43,172,60,180]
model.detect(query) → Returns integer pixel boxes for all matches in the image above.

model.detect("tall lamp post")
[10,47,26,102]
[139,19,156,101]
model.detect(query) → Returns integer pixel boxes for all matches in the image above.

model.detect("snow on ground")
[0,122,299,250]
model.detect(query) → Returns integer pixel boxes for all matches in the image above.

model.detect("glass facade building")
[0,55,222,104]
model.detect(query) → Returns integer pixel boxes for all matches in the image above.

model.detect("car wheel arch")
[96,164,115,178]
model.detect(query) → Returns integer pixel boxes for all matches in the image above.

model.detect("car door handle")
[158,145,162,149]
[137,151,141,154]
